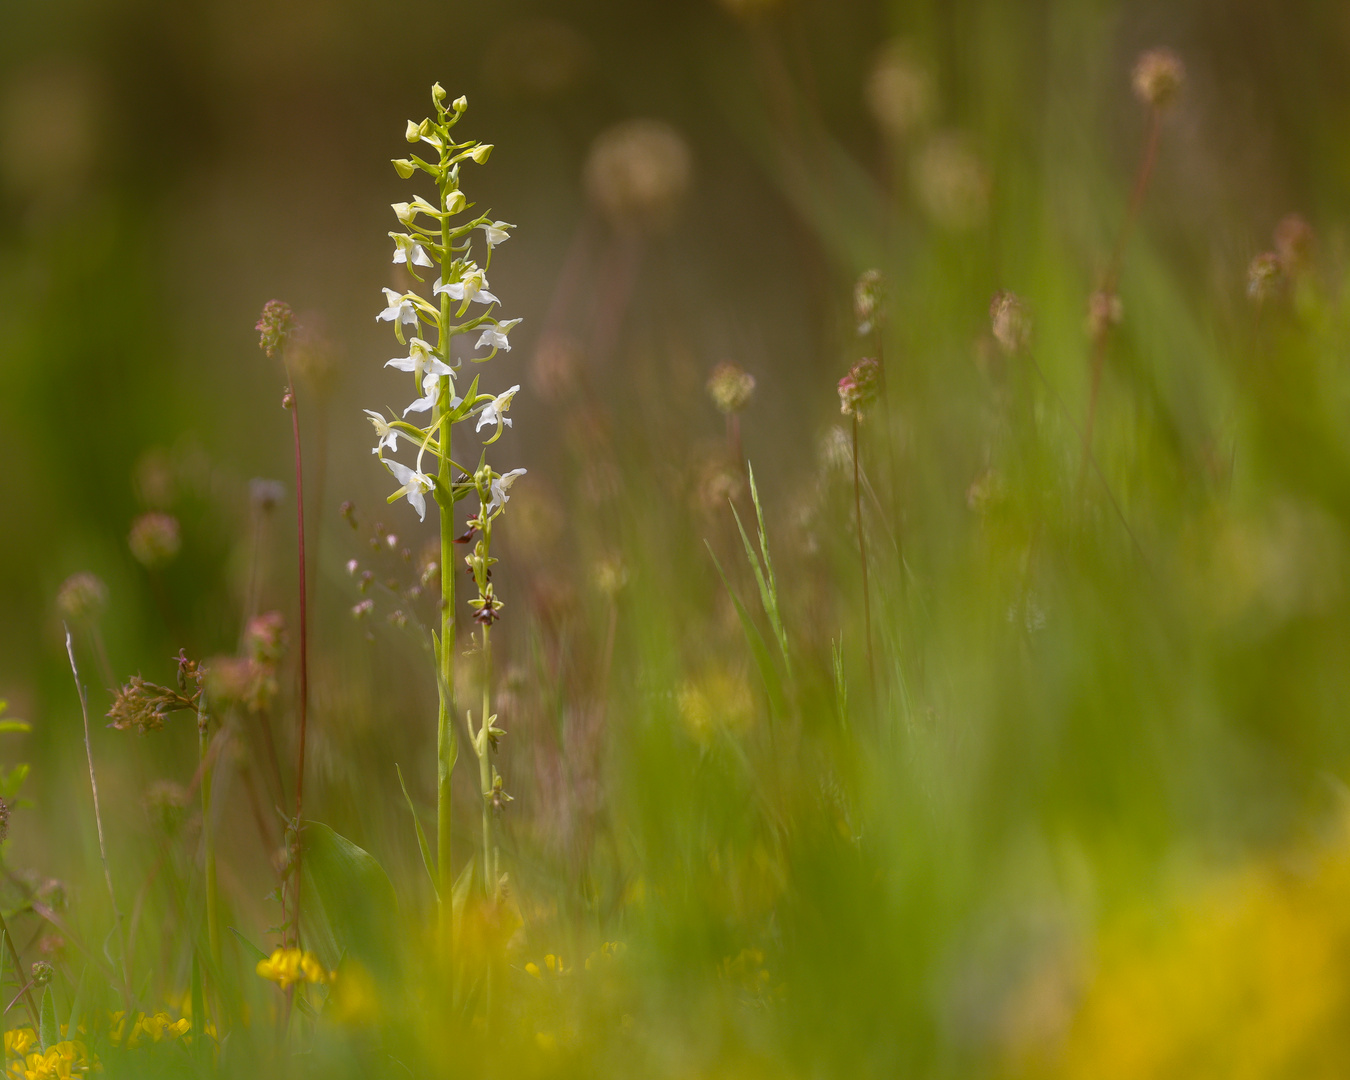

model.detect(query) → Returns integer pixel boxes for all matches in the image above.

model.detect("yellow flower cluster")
[4,1030,94,1080]
[584,941,626,970]
[107,1010,190,1049]
[255,948,333,990]
[1006,826,1350,1078]
[524,953,568,979]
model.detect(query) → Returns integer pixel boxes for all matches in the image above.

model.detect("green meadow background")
[3,0,1350,1075]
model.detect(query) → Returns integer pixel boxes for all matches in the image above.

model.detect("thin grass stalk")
[851,417,877,700]
[199,716,220,971]
[63,628,131,1013]
[281,362,310,952]
[0,916,38,1027]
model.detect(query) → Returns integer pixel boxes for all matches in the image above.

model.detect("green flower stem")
[200,718,221,973]
[478,623,494,897]
[435,182,458,954]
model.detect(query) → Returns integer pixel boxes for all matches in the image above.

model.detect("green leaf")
[395,764,439,900]
[730,464,792,681]
[450,857,475,941]
[227,926,268,963]
[705,541,787,718]
[0,721,30,734]
[39,986,56,1050]
[65,966,87,1041]
[301,821,398,978]
[0,764,29,800]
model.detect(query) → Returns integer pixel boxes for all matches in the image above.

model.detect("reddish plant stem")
[285,375,309,950]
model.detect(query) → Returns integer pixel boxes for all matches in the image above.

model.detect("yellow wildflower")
[8,1040,92,1079]
[256,947,332,990]
[3,1030,36,1060]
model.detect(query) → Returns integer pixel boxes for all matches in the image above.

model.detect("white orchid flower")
[474,318,522,353]
[383,458,435,522]
[377,288,420,326]
[433,268,498,306]
[391,196,441,227]
[403,372,440,417]
[391,234,434,268]
[487,468,527,516]
[475,385,520,440]
[386,338,454,383]
[480,220,512,248]
[364,410,400,454]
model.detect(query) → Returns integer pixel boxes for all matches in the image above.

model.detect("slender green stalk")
[199,718,220,971]
[478,624,494,896]
[436,200,458,951]
[64,629,131,1013]
[852,417,877,700]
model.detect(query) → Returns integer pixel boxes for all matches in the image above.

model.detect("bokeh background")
[5,0,1350,1075]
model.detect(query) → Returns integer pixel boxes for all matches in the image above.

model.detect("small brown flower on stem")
[1086,290,1123,340]
[1247,252,1282,304]
[990,291,1032,355]
[1131,49,1184,111]
[707,363,756,415]
[838,357,882,417]
[56,572,108,625]
[853,269,886,336]
[255,299,295,359]
[128,513,181,567]
[1274,214,1315,275]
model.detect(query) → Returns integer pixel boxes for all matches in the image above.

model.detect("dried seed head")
[990,291,1032,355]
[593,554,629,599]
[838,357,882,417]
[107,676,167,734]
[1086,290,1123,340]
[706,362,757,415]
[585,119,692,233]
[249,478,286,512]
[1131,48,1184,111]
[128,512,181,568]
[1274,214,1315,274]
[30,961,52,987]
[255,299,295,359]
[913,132,989,230]
[245,611,287,667]
[1247,252,1282,303]
[853,269,886,335]
[56,572,108,625]
[0,797,10,844]
[865,41,935,142]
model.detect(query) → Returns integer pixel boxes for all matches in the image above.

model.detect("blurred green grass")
[4,0,1350,1076]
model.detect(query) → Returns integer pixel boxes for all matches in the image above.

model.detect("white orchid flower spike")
[475,385,520,442]
[487,469,527,516]
[383,458,435,522]
[475,318,522,354]
[364,410,400,454]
